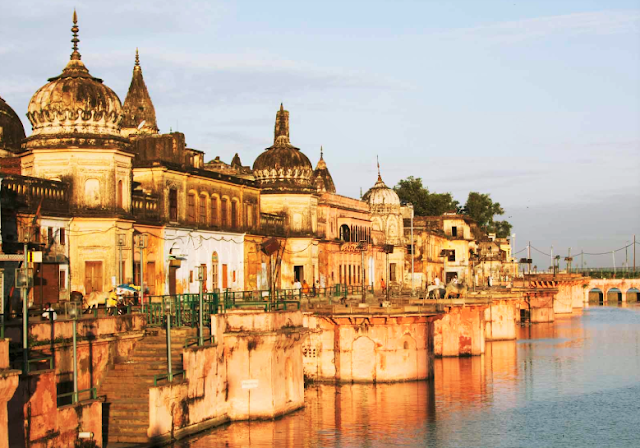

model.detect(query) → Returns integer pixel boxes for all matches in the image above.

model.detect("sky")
[1,0,639,269]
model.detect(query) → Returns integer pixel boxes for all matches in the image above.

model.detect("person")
[453,275,458,285]
[106,290,119,315]
[293,279,302,298]
[42,303,57,321]
[488,275,493,287]
[302,280,310,296]
[380,278,386,295]
[434,276,440,287]
[313,281,318,297]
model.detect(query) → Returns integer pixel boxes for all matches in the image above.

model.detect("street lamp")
[117,234,126,285]
[136,234,148,306]
[197,265,205,346]
[408,203,415,297]
[16,262,33,373]
[68,301,81,403]
[164,299,173,381]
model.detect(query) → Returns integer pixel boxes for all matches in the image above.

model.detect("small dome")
[363,173,400,212]
[311,147,336,194]
[25,12,124,146]
[0,95,26,152]
[252,104,313,193]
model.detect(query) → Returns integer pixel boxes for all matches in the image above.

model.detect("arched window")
[187,193,196,223]
[231,199,238,228]
[169,189,178,221]
[199,194,207,224]
[210,196,218,226]
[339,224,350,242]
[211,252,219,291]
[117,180,123,209]
[221,198,228,227]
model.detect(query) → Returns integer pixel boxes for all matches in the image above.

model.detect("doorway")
[294,265,304,283]
[84,261,103,294]
[169,266,178,295]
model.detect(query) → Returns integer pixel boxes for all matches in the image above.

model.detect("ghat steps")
[99,327,197,445]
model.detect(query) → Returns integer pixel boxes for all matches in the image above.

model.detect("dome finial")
[274,103,290,146]
[377,155,382,181]
[320,146,324,159]
[70,9,81,61]
[134,47,141,72]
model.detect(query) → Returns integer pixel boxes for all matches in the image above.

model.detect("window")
[247,204,253,228]
[221,198,228,227]
[59,228,66,245]
[390,263,397,282]
[187,193,196,223]
[211,196,218,226]
[448,250,456,262]
[451,226,458,237]
[117,180,124,209]
[169,189,178,221]
[47,228,53,244]
[199,195,207,224]
[231,200,238,228]
[339,224,350,242]
[59,270,66,290]
[212,252,219,290]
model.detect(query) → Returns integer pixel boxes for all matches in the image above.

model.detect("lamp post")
[136,234,148,306]
[164,299,173,381]
[360,240,366,304]
[68,301,80,403]
[197,265,204,346]
[511,233,516,262]
[117,234,126,285]
[18,235,30,373]
[409,203,414,297]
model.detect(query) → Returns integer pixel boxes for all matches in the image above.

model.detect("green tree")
[463,192,512,238]
[394,176,458,216]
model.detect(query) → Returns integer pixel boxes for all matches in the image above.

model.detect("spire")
[320,146,324,160]
[70,9,81,61]
[315,146,327,170]
[134,47,141,71]
[121,48,159,135]
[273,103,290,146]
[377,155,382,181]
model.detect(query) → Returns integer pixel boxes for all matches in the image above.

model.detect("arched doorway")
[589,288,603,303]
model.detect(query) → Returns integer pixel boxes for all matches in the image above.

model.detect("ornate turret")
[312,147,336,194]
[0,95,26,153]
[121,49,159,137]
[362,159,400,213]
[252,104,313,193]
[25,11,126,149]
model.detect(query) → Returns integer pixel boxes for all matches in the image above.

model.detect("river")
[178,303,640,447]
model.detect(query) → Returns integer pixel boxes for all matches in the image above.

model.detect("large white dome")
[362,175,400,213]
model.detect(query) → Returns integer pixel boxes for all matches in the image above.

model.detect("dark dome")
[25,12,126,149]
[0,95,26,152]
[252,104,313,193]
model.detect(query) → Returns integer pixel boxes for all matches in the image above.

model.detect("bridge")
[587,278,640,302]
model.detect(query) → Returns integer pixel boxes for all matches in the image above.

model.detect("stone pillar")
[0,340,20,448]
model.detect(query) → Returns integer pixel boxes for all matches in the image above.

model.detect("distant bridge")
[587,278,640,302]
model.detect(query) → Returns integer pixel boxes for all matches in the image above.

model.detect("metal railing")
[57,387,97,407]
[184,335,214,348]
[153,370,186,386]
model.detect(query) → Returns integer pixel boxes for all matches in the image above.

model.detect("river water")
[179,303,640,447]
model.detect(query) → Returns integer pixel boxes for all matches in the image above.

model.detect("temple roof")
[312,147,336,194]
[122,49,158,136]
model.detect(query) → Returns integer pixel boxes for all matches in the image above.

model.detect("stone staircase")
[99,327,197,445]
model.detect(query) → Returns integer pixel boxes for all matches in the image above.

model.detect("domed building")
[253,104,314,194]
[362,165,405,287]
[362,169,403,246]
[253,104,317,236]
[20,11,135,296]
[0,95,26,154]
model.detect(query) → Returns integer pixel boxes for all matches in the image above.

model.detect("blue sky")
[1,0,639,269]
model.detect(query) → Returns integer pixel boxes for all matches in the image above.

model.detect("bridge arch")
[589,288,604,303]
[607,288,623,302]
[626,287,640,302]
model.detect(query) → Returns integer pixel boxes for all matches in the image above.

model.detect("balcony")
[1,174,69,215]
[132,193,161,222]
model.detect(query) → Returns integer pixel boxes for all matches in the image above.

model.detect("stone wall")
[484,299,517,341]
[433,305,485,357]
[303,314,434,383]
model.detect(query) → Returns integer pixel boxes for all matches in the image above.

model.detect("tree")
[394,177,458,216]
[463,192,512,238]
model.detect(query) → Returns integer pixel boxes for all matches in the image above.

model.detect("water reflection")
[180,303,640,448]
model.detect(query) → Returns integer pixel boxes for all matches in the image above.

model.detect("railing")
[153,370,186,386]
[184,335,215,348]
[132,193,161,222]
[1,173,70,214]
[57,387,97,407]
[144,293,221,327]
